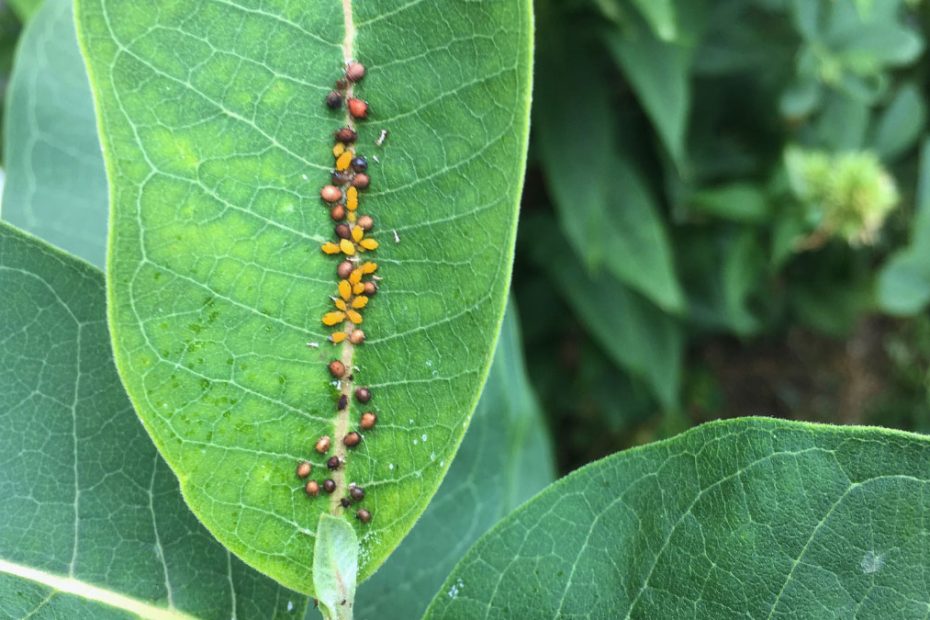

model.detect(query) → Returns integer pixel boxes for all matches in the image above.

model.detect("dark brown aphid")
[320,185,342,203]
[356,215,374,231]
[305,480,320,496]
[350,157,368,173]
[347,98,369,120]
[340,497,351,508]
[315,435,331,454]
[325,91,343,109]
[334,224,351,240]
[335,127,358,144]
[338,394,349,410]
[356,509,372,524]
[330,204,347,221]
[296,461,312,479]
[343,432,361,448]
[327,456,341,470]
[355,387,372,403]
[352,174,370,190]
[323,479,336,493]
[360,411,377,430]
[349,329,366,345]
[328,360,346,378]
[349,486,365,501]
[331,170,353,185]
[345,61,366,82]
[363,281,378,297]
[337,261,354,279]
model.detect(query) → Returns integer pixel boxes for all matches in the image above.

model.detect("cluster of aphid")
[296,60,378,526]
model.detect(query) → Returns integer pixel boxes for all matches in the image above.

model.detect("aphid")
[345,61,366,82]
[335,127,358,144]
[335,151,354,172]
[322,310,345,325]
[349,486,365,502]
[331,170,353,185]
[343,432,361,447]
[357,215,374,231]
[352,174,370,190]
[315,435,331,454]
[349,330,366,345]
[327,456,341,470]
[296,461,312,479]
[330,332,348,344]
[339,238,356,256]
[355,387,372,403]
[335,224,351,240]
[320,185,342,203]
[332,143,346,158]
[351,157,368,173]
[305,480,320,496]
[321,242,341,255]
[338,394,349,410]
[323,479,336,494]
[360,411,377,430]
[347,98,369,119]
[325,91,343,109]
[340,497,351,508]
[328,360,346,379]
[376,129,389,147]
[330,205,347,221]
[337,261,354,279]
[356,509,372,524]
[363,281,378,297]
[346,187,359,212]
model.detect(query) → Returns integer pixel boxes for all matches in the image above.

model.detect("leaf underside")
[426,417,930,619]
[76,0,532,592]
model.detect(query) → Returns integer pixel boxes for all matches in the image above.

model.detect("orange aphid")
[338,280,352,301]
[322,311,346,326]
[359,238,379,251]
[360,262,378,275]
[333,143,346,158]
[330,332,348,344]
[352,282,365,295]
[339,239,356,256]
[347,310,363,324]
[346,187,359,211]
[352,296,369,309]
[336,151,353,172]
[322,242,341,255]
[349,270,363,285]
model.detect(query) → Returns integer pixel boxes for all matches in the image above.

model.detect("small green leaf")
[425,417,930,618]
[313,514,358,620]
[690,183,769,223]
[7,0,42,21]
[76,0,533,592]
[629,0,677,41]
[870,83,926,162]
[0,222,303,619]
[2,0,108,266]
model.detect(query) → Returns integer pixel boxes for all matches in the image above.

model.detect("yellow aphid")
[338,280,352,301]
[360,262,378,275]
[321,242,341,255]
[347,212,357,223]
[353,282,365,295]
[347,310,363,324]
[349,270,362,285]
[322,311,346,326]
[334,299,347,311]
[333,143,345,158]
[352,226,364,243]
[330,332,348,344]
[336,151,353,171]
[347,187,359,211]
[352,296,369,309]
[359,238,379,251]
[340,239,356,256]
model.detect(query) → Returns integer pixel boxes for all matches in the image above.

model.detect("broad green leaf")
[0,222,303,619]
[76,0,533,593]
[7,0,42,21]
[870,84,926,162]
[313,514,357,620]
[1,0,108,267]
[425,417,930,619]
[689,183,769,223]
[352,304,555,619]
[629,0,677,41]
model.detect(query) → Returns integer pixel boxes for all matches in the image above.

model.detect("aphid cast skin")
[345,61,366,82]
[296,461,312,479]
[355,387,372,403]
[360,412,377,430]
[343,432,361,447]
[356,509,372,524]
[315,436,331,454]
[375,129,388,147]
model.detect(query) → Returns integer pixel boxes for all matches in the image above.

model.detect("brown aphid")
[356,509,372,524]
[296,461,312,479]
[360,411,377,430]
[337,261,354,279]
[327,456,341,470]
[334,224,352,240]
[331,170,353,185]
[345,61,366,82]
[349,486,365,501]
[347,98,369,120]
[349,330,366,346]
[343,432,361,448]
[335,127,358,144]
[328,360,346,378]
[323,479,336,493]
[325,91,343,109]
[330,204,347,221]
[340,497,351,508]
[338,394,349,410]
[305,480,320,496]
[363,281,378,297]
[352,173,370,190]
[355,387,372,403]
[315,435,331,454]
[320,185,342,203]
[356,215,374,231]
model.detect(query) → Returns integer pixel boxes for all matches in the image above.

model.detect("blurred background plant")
[516,0,930,471]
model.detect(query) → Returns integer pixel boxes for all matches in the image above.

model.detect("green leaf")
[7,0,42,21]
[425,417,930,618]
[2,0,108,267]
[313,514,358,620]
[76,0,533,593]
[352,303,555,619]
[629,0,677,41]
[870,83,926,162]
[689,183,769,223]
[0,222,303,619]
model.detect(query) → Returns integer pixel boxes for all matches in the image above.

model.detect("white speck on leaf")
[861,551,885,574]
[421,433,428,442]
[287,601,294,612]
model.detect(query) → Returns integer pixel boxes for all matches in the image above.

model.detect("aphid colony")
[297,60,378,526]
